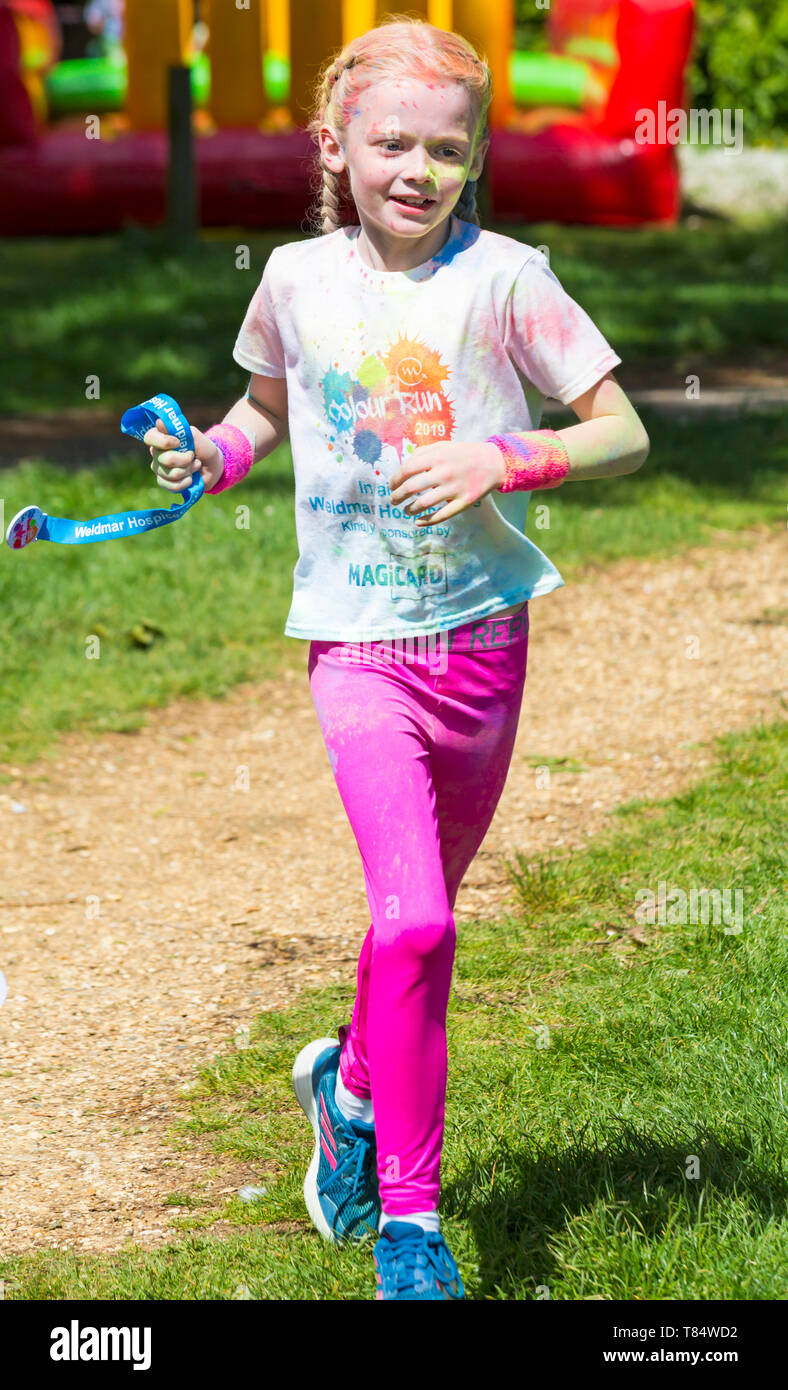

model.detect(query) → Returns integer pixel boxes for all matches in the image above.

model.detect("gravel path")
[0,526,785,1256]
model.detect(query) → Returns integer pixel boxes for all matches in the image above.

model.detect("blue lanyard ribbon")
[5,393,203,550]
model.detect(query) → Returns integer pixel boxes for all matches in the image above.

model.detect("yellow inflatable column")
[343,0,377,44]
[427,0,450,30]
[269,0,289,69]
[206,0,267,128]
[451,0,513,130]
[289,0,343,127]
[125,0,193,132]
[335,3,433,57]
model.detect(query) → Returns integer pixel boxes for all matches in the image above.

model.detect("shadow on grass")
[446,1122,787,1298]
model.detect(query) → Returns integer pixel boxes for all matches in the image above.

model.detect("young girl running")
[145,17,649,1300]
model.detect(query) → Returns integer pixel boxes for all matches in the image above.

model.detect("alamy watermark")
[333,610,527,675]
[336,631,449,675]
[635,101,743,154]
[50,1320,151,1370]
[634,881,745,934]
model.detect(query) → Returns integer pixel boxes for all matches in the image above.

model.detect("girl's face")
[320,76,488,266]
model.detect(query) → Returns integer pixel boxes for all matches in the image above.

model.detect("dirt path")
[0,527,785,1257]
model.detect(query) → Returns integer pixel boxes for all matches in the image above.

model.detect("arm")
[221,372,290,465]
[205,248,289,491]
[487,252,647,490]
[485,372,649,497]
[546,373,650,481]
[201,373,289,495]
[389,373,649,524]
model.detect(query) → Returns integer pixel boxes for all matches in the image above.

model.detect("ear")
[468,137,489,183]
[319,124,346,173]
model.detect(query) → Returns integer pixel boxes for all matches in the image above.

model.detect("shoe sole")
[292,1036,340,1244]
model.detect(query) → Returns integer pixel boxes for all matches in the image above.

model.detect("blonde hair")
[305,14,492,236]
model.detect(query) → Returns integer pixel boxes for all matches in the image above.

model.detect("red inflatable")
[490,123,682,228]
[0,0,695,235]
[0,5,36,146]
[492,0,695,226]
[598,0,695,139]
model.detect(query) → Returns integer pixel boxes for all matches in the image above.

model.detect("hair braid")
[319,163,343,235]
[453,178,479,227]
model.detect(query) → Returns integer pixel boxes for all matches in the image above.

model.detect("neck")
[354,215,453,273]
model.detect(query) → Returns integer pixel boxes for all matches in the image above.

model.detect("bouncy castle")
[0,0,695,236]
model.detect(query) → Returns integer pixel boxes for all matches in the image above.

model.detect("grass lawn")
[1,716,784,1300]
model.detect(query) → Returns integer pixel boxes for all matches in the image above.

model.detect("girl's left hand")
[388,441,506,527]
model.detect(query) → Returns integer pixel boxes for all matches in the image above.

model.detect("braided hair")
[305,16,492,237]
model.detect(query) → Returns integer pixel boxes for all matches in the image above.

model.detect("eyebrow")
[370,130,471,144]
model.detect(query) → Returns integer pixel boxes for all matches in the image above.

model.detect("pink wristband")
[204,423,255,494]
[487,429,570,492]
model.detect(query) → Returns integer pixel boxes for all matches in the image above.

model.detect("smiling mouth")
[389,195,436,210]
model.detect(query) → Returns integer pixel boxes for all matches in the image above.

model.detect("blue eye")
[379,141,462,157]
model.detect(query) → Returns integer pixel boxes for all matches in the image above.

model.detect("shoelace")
[383,1228,459,1297]
[317,1122,377,1221]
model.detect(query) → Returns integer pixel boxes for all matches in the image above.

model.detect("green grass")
[1,405,784,770]
[0,217,785,416]
[1,717,784,1300]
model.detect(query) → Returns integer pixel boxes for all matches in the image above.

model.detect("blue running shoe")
[292,1036,379,1245]
[374,1220,465,1300]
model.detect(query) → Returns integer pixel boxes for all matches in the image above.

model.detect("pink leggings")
[307,605,529,1215]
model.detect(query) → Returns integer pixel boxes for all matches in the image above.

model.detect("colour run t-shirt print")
[324,331,455,472]
[320,329,459,622]
[232,213,621,643]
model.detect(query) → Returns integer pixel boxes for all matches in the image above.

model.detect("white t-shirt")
[232,213,621,642]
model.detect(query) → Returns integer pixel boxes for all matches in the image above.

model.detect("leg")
[336,924,372,1097]
[432,639,529,909]
[335,636,529,1099]
[308,635,529,1215]
[308,641,455,1214]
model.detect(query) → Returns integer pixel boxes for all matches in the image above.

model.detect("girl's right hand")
[143,417,225,493]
